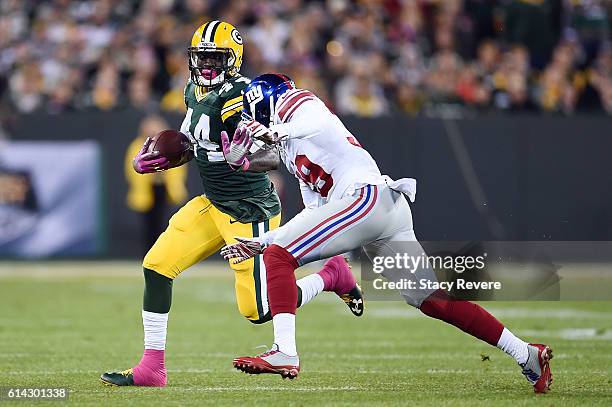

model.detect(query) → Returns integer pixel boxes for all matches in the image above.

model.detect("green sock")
[143,268,173,313]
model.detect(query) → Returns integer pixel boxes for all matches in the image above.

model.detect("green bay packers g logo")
[231,29,243,45]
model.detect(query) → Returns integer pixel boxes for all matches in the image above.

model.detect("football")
[148,129,194,167]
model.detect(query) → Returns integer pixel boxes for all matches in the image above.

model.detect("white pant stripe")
[257,221,269,315]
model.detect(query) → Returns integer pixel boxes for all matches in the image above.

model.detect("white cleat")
[233,344,300,379]
[520,343,553,393]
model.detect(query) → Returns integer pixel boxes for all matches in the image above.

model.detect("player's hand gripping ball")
[133,130,194,174]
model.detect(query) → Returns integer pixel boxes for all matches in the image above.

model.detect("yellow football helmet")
[188,20,244,88]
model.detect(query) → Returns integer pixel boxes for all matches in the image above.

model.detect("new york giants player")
[220,74,553,393]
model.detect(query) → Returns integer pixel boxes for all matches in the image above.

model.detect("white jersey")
[270,89,386,208]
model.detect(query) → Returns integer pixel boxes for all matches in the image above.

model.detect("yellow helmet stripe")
[203,20,220,43]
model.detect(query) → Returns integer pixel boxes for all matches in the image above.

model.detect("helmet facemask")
[187,46,236,88]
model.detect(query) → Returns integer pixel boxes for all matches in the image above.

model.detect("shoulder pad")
[219,76,250,97]
[277,89,317,123]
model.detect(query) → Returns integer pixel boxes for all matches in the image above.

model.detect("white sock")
[296,274,324,307]
[142,310,168,350]
[497,327,529,364]
[273,313,297,356]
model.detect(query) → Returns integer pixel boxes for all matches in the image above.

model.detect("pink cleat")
[318,256,364,316]
[100,349,167,387]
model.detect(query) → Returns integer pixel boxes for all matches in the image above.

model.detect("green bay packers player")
[100,21,362,387]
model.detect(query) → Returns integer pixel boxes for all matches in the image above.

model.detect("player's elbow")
[248,149,280,172]
[261,148,281,169]
[267,153,280,170]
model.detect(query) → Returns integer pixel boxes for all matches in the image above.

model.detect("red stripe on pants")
[296,185,378,260]
[286,188,365,251]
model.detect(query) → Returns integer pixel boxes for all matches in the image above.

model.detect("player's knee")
[263,244,298,271]
[237,302,255,319]
[247,312,272,325]
[236,299,262,322]
[142,264,173,280]
[419,289,452,316]
[143,242,179,279]
[234,279,259,319]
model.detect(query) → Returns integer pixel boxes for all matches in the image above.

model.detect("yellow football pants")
[143,195,281,322]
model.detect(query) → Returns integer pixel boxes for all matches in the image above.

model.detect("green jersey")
[180,75,280,223]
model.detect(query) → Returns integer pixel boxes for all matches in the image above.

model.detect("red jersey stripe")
[277,90,314,121]
[283,96,315,123]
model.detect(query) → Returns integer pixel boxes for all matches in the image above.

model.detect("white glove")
[220,126,252,170]
[244,120,273,143]
[243,120,291,145]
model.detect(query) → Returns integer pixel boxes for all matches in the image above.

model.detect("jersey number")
[295,155,333,198]
[181,108,224,161]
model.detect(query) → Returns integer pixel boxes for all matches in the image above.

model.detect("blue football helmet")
[242,73,295,127]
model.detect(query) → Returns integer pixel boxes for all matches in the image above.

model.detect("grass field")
[1,261,611,406]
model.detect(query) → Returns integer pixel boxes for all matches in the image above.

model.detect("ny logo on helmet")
[245,86,264,104]
[245,85,265,122]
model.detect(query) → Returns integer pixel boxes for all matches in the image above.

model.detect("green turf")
[0,262,610,406]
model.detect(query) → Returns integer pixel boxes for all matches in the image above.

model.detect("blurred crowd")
[1,0,611,121]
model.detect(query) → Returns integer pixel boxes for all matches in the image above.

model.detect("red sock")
[420,290,504,346]
[264,244,299,316]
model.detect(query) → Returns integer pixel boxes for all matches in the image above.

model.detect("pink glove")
[133,137,170,174]
[220,126,253,171]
